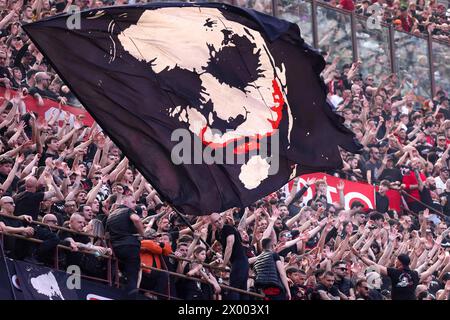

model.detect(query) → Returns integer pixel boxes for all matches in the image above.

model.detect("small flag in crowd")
[23,3,360,215]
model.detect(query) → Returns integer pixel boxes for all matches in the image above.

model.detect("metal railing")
[152,0,449,99]
[0,213,262,300]
[12,0,446,111]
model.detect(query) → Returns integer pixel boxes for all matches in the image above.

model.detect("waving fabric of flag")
[23,3,361,215]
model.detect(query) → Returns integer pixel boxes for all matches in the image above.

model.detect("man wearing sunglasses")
[29,72,68,106]
[0,196,34,259]
[332,261,355,300]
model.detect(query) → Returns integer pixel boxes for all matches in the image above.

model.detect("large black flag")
[23,3,360,215]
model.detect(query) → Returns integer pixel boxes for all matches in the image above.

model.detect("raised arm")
[108,157,128,183]
[86,178,105,205]
[19,154,40,179]
[237,207,250,231]
[221,233,235,269]
[1,154,24,192]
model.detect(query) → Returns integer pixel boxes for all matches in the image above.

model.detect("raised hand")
[16,153,25,165]
[271,205,281,219]
[336,180,345,192]
[389,229,398,242]
[16,120,25,132]
[306,177,317,186]
[45,157,55,169]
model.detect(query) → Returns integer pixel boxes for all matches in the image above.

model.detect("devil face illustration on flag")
[117,7,293,190]
[23,3,360,214]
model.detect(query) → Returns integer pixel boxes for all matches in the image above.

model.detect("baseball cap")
[397,254,411,267]
[442,272,450,282]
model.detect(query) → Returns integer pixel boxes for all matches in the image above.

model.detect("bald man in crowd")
[0,196,34,259]
[32,213,61,265]
[14,175,63,221]
[58,213,110,275]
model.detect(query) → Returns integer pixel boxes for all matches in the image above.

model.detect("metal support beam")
[388,25,396,75]
[273,0,279,17]
[311,0,319,49]
[427,34,437,97]
[350,11,358,62]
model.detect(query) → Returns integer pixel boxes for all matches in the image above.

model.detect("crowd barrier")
[0,213,264,300]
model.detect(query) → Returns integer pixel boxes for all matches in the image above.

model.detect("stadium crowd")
[0,0,450,301]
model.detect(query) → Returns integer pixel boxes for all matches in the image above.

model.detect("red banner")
[0,87,94,126]
[288,173,402,212]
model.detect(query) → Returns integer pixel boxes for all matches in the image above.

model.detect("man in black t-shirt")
[106,194,144,299]
[355,279,371,300]
[33,214,60,266]
[0,196,34,259]
[14,176,56,221]
[0,158,19,195]
[376,180,390,213]
[378,155,402,184]
[332,261,355,299]
[363,253,419,300]
[312,271,340,300]
[210,212,249,300]
[365,147,383,184]
[38,136,60,168]
[59,213,111,276]
[386,255,420,300]
[286,267,311,300]
[0,50,12,87]
[29,72,67,104]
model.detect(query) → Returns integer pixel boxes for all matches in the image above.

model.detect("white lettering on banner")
[344,192,374,209]
[297,178,313,204]
[11,275,20,290]
[326,186,337,204]
[291,175,374,210]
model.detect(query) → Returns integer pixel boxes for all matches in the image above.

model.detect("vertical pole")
[388,25,396,74]
[350,11,358,62]
[311,0,319,49]
[272,0,279,17]
[54,247,59,270]
[107,256,112,286]
[427,35,436,98]
[115,258,120,288]
[0,240,17,300]
[167,273,171,300]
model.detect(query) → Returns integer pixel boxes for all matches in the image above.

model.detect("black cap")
[0,157,14,166]
[442,272,450,282]
[397,254,411,267]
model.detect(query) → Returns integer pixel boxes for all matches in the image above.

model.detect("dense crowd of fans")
[0,0,450,301]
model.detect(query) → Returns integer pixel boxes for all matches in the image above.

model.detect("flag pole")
[170,205,217,255]
[0,241,17,300]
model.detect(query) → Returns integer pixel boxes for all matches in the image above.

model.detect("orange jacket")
[140,240,173,274]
